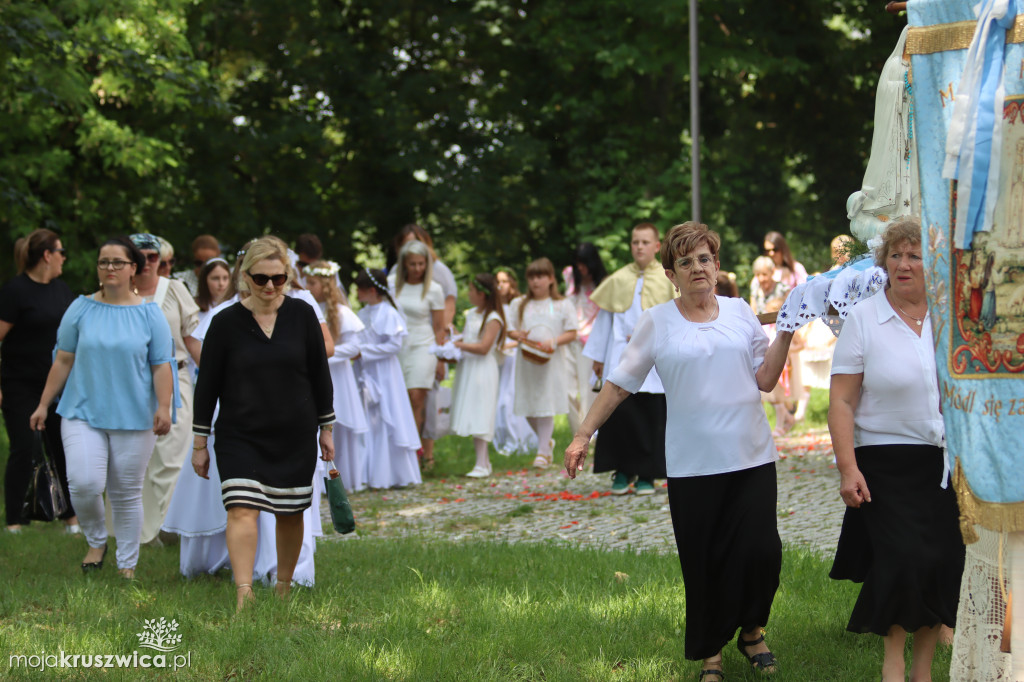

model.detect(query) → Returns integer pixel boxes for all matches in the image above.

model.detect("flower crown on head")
[302,261,340,278]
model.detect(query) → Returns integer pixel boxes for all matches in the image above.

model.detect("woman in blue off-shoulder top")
[30,237,176,581]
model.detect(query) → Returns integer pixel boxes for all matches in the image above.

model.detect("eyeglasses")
[141,252,160,264]
[161,258,175,268]
[247,271,288,287]
[97,259,133,270]
[193,259,206,268]
[50,248,67,256]
[674,255,715,270]
[764,248,776,255]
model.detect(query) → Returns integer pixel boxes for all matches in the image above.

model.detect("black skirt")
[592,392,667,479]
[829,444,965,635]
[668,462,782,660]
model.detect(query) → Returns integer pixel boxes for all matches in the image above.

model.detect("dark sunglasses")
[143,252,160,263]
[50,248,67,256]
[193,259,206,268]
[161,258,175,268]
[247,271,288,287]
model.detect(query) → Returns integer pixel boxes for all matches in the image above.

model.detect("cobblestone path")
[322,428,844,557]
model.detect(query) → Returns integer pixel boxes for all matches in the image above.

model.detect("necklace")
[680,296,719,324]
[890,292,926,327]
[252,308,276,335]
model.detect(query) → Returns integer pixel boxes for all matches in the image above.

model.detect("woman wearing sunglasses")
[29,236,176,580]
[190,236,335,610]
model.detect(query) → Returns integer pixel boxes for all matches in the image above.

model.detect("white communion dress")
[355,301,422,489]
[319,301,369,492]
[507,296,578,417]
[450,308,503,441]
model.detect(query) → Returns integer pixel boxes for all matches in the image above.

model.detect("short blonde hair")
[752,256,775,275]
[661,222,721,269]
[237,236,293,293]
[157,236,174,261]
[874,218,922,268]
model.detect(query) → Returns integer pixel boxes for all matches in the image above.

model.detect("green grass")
[0,404,954,681]
[0,529,951,681]
[765,387,829,434]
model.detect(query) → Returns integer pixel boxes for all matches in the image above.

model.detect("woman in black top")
[0,229,77,533]
[191,237,334,610]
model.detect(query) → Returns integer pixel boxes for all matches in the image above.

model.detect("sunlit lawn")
[0,396,952,681]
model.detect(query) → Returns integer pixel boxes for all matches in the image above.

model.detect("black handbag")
[324,466,355,534]
[22,431,69,522]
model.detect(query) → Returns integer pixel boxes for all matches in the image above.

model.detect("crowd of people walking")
[1,219,966,681]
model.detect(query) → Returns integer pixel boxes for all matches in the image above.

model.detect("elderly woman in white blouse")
[565,221,794,681]
[828,218,963,682]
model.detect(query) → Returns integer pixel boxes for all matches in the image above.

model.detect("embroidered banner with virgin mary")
[908,0,1024,676]
[909,0,1024,533]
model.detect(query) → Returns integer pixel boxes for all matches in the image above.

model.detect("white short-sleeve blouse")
[607,296,777,477]
[830,291,944,447]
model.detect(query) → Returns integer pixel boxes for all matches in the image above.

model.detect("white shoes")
[465,463,492,478]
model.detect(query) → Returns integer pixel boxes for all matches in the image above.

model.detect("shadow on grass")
[0,527,950,681]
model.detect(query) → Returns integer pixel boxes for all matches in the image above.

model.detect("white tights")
[473,437,491,469]
[526,417,554,455]
[61,419,156,570]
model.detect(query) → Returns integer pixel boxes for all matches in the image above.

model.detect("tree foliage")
[1,0,906,292]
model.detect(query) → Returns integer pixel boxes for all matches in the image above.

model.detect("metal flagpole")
[689,0,701,223]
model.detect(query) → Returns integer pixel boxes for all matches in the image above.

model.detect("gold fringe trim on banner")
[954,460,1024,544]
[907,15,1024,55]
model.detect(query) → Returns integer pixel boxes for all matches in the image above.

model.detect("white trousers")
[61,419,156,570]
[140,370,193,543]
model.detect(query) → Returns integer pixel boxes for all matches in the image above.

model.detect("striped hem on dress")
[221,478,313,514]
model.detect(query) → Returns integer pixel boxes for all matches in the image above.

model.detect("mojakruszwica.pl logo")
[8,617,192,671]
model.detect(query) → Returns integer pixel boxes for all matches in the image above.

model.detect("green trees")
[1,0,905,291]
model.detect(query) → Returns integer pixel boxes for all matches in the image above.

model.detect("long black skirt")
[829,444,965,635]
[592,392,667,479]
[668,462,781,660]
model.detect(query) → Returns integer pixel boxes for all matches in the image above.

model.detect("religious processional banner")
[908,0,1024,539]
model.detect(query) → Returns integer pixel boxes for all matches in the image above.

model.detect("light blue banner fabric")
[909,0,1024,508]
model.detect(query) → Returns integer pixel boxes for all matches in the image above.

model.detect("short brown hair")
[661,222,721,269]
[632,222,660,240]
[296,233,323,260]
[874,217,922,268]
[191,234,219,253]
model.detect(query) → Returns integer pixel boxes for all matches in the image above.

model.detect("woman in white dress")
[507,258,578,468]
[451,273,506,477]
[190,258,232,381]
[354,268,422,489]
[565,222,795,681]
[389,241,445,470]
[492,269,537,455]
[303,260,369,492]
[164,242,329,585]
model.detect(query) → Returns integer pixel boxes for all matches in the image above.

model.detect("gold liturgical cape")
[589,259,675,313]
